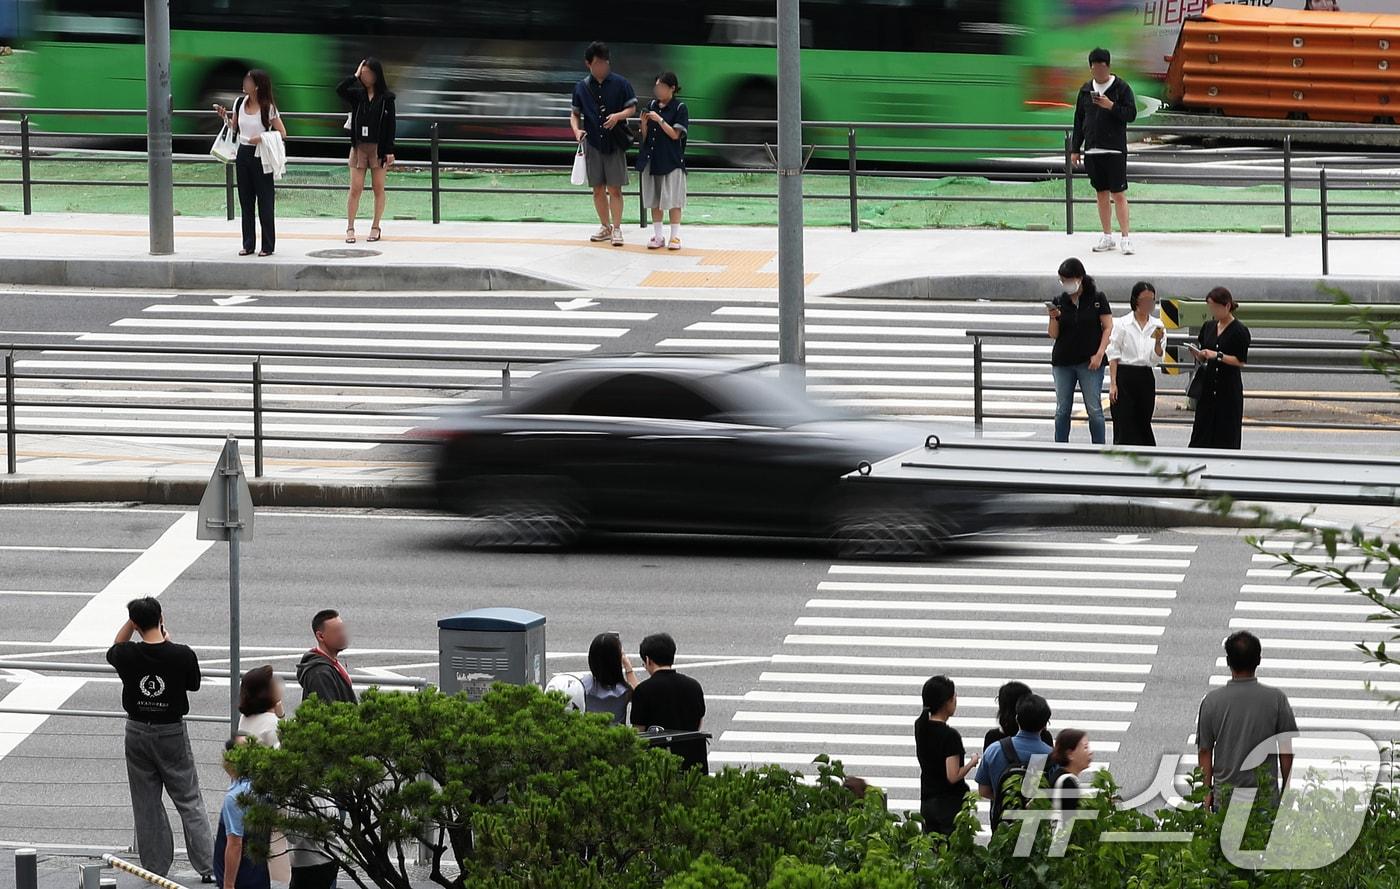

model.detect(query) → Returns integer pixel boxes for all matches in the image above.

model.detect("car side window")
[568,374,722,421]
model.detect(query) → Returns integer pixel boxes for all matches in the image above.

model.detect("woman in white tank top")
[214,69,288,256]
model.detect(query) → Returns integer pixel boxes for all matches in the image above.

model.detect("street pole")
[144,0,174,255]
[226,456,241,735]
[777,0,806,382]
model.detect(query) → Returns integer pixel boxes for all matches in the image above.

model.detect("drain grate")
[306,248,382,259]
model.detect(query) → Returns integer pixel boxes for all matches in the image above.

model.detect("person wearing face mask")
[1046,258,1113,444]
[1107,281,1165,446]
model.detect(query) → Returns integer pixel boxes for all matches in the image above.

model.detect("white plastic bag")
[570,145,587,186]
[210,123,238,165]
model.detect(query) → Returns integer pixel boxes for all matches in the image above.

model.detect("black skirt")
[1111,364,1157,447]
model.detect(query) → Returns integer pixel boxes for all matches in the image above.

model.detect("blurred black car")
[428,357,997,555]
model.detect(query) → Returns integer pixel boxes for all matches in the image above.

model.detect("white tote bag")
[569,144,587,186]
[210,97,243,165]
[210,122,238,164]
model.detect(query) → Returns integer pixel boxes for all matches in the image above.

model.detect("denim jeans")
[1052,362,1106,444]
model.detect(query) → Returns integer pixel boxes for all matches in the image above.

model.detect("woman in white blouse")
[1107,281,1165,446]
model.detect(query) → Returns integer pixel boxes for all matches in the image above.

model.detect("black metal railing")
[5,110,1400,258]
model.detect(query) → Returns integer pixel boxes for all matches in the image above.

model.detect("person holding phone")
[1106,281,1165,446]
[1047,258,1113,444]
[579,632,638,724]
[336,57,396,244]
[214,69,287,257]
[637,72,688,250]
[569,41,637,247]
[1188,287,1251,450]
[1071,48,1137,255]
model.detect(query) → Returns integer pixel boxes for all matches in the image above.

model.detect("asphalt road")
[0,287,1392,477]
[2,506,1397,887]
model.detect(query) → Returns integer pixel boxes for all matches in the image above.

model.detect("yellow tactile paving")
[0,226,817,289]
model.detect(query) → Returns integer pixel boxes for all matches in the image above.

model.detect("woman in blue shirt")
[637,72,689,251]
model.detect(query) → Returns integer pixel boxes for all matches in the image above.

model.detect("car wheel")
[454,475,587,550]
[721,81,778,168]
[830,505,955,560]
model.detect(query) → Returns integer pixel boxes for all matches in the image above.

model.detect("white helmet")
[544,673,586,713]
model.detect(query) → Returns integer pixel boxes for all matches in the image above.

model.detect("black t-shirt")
[983,727,1054,750]
[1051,289,1112,367]
[630,669,707,772]
[915,717,970,800]
[106,640,201,723]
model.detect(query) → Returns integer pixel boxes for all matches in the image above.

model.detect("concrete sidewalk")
[0,212,1396,300]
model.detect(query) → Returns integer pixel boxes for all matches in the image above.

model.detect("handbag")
[570,144,587,186]
[1186,359,1215,401]
[210,97,244,164]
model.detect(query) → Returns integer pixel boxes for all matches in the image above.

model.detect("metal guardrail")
[964,329,1396,435]
[1,342,555,476]
[1318,165,1400,275]
[4,109,1400,255]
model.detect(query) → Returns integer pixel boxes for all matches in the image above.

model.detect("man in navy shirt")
[569,41,636,247]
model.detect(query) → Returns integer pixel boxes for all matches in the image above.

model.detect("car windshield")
[706,367,843,427]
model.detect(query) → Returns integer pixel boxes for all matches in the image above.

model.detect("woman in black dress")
[1188,287,1251,450]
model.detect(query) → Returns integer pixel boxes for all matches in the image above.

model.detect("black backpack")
[989,737,1052,828]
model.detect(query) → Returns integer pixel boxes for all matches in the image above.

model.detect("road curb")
[0,476,1251,530]
[0,476,435,509]
[826,273,1393,303]
[0,258,582,293]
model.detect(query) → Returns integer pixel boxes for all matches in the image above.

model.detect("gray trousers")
[124,719,213,877]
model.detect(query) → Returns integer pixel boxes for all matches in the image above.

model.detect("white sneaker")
[589,225,613,243]
[1121,237,1135,255]
[1092,233,1116,253]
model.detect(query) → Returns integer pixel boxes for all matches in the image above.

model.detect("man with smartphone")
[1071,48,1137,255]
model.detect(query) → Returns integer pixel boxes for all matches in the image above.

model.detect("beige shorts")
[349,144,383,170]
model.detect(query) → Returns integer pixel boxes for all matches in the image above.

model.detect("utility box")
[437,607,546,700]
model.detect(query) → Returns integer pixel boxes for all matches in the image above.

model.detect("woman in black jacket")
[337,57,396,243]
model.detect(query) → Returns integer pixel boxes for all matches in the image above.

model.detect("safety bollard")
[14,848,37,889]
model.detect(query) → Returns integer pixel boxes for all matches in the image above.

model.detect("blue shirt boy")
[212,777,270,889]
[975,729,1054,796]
[571,72,637,154]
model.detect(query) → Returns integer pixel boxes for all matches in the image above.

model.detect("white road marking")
[760,671,1146,693]
[772,654,1151,674]
[782,634,1158,656]
[111,318,629,338]
[76,333,601,353]
[807,597,1171,618]
[144,305,656,321]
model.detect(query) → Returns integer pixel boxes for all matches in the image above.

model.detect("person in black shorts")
[1072,48,1137,255]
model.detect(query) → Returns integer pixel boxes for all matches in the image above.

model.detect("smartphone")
[1044,300,1056,309]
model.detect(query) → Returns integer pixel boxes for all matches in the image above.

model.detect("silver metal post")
[973,337,984,437]
[14,848,37,889]
[5,352,15,475]
[19,116,31,215]
[777,0,805,381]
[227,443,241,736]
[144,0,174,254]
[1282,134,1293,238]
[79,863,103,889]
[252,359,264,478]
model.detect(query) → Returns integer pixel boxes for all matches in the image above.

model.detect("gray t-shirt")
[1197,677,1298,789]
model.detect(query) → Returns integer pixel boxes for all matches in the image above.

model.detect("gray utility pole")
[197,437,255,734]
[144,0,174,255]
[776,0,806,377]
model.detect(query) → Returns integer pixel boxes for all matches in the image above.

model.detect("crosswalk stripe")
[717,730,1122,751]
[963,540,1199,554]
[730,711,1133,732]
[1254,638,1390,651]
[795,616,1165,636]
[822,567,1184,583]
[809,583,1177,600]
[1239,584,1374,598]
[17,361,529,380]
[710,752,919,769]
[142,305,658,321]
[76,333,601,353]
[8,415,413,435]
[713,306,1048,325]
[656,338,1047,355]
[1247,569,1384,581]
[1229,618,1397,634]
[687,322,969,338]
[111,318,629,338]
[1208,674,1400,693]
[761,671,1147,693]
[808,597,1172,618]
[12,387,461,406]
[772,654,1153,674]
[782,634,1158,656]
[1213,657,1390,673]
[1234,601,1386,616]
[737,691,1138,712]
[830,557,1191,571]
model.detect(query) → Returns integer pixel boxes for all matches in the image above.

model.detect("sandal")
[258,250,274,257]
[238,249,253,256]
[346,227,356,244]
[367,226,382,242]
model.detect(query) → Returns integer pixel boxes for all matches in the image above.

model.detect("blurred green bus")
[17,1,1144,161]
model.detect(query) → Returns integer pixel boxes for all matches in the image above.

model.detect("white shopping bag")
[210,123,238,164]
[569,145,587,186]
